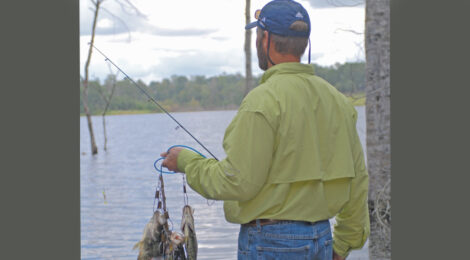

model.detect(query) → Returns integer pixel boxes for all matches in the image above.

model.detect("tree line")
[80,62,365,114]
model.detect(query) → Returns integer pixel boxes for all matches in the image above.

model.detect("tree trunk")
[102,114,108,151]
[100,72,118,151]
[365,0,391,259]
[243,0,253,97]
[82,0,102,155]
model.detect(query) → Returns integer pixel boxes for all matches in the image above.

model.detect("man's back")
[173,62,369,258]
[163,1,370,258]
[222,62,368,227]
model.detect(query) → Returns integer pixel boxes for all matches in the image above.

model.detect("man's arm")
[332,142,370,258]
[165,110,275,202]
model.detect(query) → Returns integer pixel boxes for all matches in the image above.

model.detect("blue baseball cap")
[245,0,311,37]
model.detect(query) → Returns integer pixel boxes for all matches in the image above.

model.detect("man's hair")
[258,21,309,57]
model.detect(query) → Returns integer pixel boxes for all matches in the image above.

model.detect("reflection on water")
[81,108,367,259]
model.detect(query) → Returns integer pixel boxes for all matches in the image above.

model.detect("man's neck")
[267,53,301,69]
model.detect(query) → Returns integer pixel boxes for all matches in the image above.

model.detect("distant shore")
[79,107,240,117]
[80,96,365,117]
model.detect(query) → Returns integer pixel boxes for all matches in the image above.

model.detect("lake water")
[80,107,368,259]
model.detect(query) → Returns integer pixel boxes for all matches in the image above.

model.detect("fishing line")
[89,43,219,161]
[154,145,207,175]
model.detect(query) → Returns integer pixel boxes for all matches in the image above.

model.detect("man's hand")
[160,147,183,172]
[333,250,346,260]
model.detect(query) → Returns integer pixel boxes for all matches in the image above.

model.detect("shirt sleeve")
[332,133,371,257]
[176,110,275,201]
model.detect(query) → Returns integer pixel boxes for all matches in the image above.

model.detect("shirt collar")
[260,62,315,84]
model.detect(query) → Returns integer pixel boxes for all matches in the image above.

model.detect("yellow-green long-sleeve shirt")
[177,62,370,257]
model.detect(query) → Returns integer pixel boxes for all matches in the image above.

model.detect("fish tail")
[133,241,141,250]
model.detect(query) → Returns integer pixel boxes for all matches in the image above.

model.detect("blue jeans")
[238,220,332,260]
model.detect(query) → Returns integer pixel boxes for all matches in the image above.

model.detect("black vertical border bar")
[0,0,80,259]
[392,0,470,259]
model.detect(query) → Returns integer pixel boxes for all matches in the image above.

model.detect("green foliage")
[80,62,365,114]
[313,62,365,94]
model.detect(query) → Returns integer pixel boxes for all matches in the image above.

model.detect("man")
[161,0,369,259]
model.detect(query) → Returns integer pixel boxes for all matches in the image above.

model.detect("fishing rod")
[90,43,219,161]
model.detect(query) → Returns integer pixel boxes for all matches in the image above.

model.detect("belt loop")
[256,219,261,231]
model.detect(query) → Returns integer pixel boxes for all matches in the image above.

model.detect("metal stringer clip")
[182,175,189,206]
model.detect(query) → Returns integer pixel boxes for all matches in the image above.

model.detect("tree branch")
[100,6,132,42]
[115,0,147,19]
[334,28,364,35]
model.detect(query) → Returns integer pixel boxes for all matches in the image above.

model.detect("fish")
[133,210,167,260]
[168,232,186,260]
[170,231,185,247]
[169,243,187,260]
[181,205,197,260]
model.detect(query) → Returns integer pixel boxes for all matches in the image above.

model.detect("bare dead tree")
[327,2,365,100]
[365,0,391,259]
[322,2,390,258]
[96,63,120,151]
[243,0,253,97]
[82,0,103,155]
[348,41,366,100]
[82,0,144,155]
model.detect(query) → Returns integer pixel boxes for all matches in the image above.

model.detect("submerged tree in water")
[82,0,103,155]
[81,0,144,155]
[97,69,119,151]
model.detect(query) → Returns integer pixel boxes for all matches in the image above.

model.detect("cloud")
[81,0,365,83]
[84,40,332,85]
[210,36,230,41]
[150,50,243,79]
[304,0,364,9]
[82,20,217,38]
[145,26,217,37]
[304,52,324,63]
[80,1,217,38]
[151,47,201,54]
[139,48,324,83]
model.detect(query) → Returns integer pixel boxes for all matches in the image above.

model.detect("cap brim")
[245,21,258,30]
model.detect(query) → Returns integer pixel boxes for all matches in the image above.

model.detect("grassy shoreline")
[80,96,365,117]
[80,110,155,117]
[347,95,366,106]
[79,107,240,117]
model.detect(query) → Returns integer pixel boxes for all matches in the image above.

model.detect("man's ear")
[262,30,269,50]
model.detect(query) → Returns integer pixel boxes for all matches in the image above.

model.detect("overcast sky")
[80,0,365,84]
